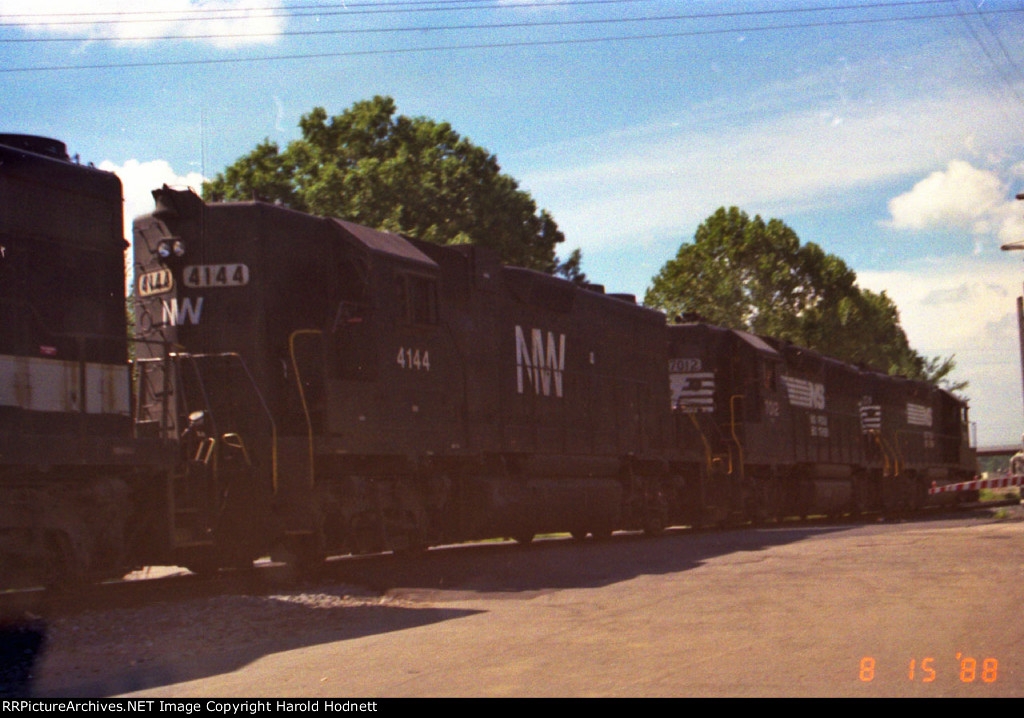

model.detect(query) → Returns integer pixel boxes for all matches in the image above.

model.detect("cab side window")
[395,273,438,325]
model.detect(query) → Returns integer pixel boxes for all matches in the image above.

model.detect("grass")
[979,487,1021,502]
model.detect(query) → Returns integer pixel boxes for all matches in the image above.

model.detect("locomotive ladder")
[134,352,279,553]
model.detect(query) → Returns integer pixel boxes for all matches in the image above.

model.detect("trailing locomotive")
[0,135,173,587]
[0,133,979,586]
[666,322,976,526]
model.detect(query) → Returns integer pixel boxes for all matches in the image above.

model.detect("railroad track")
[2,499,1017,622]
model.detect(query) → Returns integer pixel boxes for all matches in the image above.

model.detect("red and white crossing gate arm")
[928,473,1024,495]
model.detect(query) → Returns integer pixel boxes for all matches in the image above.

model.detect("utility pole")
[1000,193,1024,424]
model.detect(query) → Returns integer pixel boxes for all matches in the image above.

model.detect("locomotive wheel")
[183,545,223,578]
[850,478,867,517]
[44,532,85,591]
[642,512,665,537]
[642,479,669,536]
[271,535,326,576]
[910,478,928,512]
[750,479,781,525]
[393,531,428,557]
[185,557,221,578]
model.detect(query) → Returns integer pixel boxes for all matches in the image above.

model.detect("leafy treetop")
[203,96,577,276]
[644,207,962,391]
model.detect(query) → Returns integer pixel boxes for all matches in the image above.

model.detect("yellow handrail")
[288,329,323,488]
[729,394,745,478]
[221,432,251,465]
[686,410,715,474]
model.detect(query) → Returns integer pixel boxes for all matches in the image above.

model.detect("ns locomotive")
[0,134,978,584]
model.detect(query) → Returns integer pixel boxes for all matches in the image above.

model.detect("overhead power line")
[0,0,957,29]
[4,5,1021,74]
[0,0,582,19]
[952,0,1024,109]
[0,1,971,44]
[0,0,659,27]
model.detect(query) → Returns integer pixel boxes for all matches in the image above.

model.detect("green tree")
[645,207,963,390]
[203,96,576,275]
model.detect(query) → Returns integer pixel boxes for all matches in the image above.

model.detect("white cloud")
[518,85,1024,255]
[886,160,1024,247]
[0,0,285,48]
[887,161,1004,232]
[98,157,204,243]
[858,258,1024,446]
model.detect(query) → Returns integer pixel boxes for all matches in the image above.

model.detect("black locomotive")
[0,135,978,585]
[131,187,676,567]
[666,323,976,528]
[0,135,172,587]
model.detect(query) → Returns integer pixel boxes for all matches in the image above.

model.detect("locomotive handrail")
[176,352,279,493]
[888,432,904,475]
[131,338,185,441]
[729,394,745,479]
[880,431,901,476]
[867,430,894,476]
[892,428,965,467]
[685,410,715,473]
[288,329,323,489]
[195,436,217,465]
[221,433,252,465]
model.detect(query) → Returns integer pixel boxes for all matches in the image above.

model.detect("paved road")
[35,510,1024,697]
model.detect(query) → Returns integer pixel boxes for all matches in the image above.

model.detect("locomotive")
[131,186,676,568]
[0,134,978,585]
[0,135,173,587]
[665,323,976,528]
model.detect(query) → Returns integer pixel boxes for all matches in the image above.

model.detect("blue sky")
[4,0,1024,446]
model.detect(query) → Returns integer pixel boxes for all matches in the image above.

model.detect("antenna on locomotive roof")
[200,103,207,191]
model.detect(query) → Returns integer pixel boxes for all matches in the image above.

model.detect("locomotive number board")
[183,263,250,289]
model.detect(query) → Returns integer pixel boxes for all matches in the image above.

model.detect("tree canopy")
[645,207,962,390]
[203,96,575,274]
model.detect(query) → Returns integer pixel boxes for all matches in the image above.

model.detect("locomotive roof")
[0,136,122,195]
[669,322,780,358]
[733,328,779,358]
[149,188,439,271]
[329,218,437,269]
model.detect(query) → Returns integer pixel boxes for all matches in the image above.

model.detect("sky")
[3,0,1024,446]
